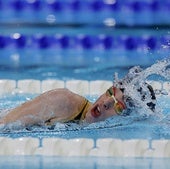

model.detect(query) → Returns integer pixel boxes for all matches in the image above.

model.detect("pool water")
[0,156,169,169]
[0,0,170,167]
[0,92,170,140]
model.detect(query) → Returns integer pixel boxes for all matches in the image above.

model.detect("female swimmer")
[0,66,156,128]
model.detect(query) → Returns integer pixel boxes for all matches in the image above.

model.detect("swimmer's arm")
[0,93,50,126]
[0,88,87,126]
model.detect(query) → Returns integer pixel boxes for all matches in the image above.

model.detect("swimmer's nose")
[103,99,113,110]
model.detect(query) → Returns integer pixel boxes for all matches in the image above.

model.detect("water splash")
[113,58,170,115]
[58,58,170,138]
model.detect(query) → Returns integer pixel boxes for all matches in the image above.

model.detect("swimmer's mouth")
[91,105,101,118]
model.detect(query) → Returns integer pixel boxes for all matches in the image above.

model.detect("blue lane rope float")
[0,0,169,25]
[1,0,169,12]
[0,34,169,50]
[0,35,7,48]
[129,1,147,12]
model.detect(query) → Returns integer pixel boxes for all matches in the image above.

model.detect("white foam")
[163,82,170,95]
[149,81,162,91]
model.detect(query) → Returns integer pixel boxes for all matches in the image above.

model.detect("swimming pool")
[0,0,170,168]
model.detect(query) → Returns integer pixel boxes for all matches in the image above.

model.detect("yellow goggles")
[106,87,126,114]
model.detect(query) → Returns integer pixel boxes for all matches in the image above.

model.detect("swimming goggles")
[106,87,126,115]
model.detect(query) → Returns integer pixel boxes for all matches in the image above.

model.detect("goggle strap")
[108,88,113,96]
[111,95,118,104]
[107,86,126,114]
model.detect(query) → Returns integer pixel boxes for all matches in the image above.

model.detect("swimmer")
[0,66,157,129]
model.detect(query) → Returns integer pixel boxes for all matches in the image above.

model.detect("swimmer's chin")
[84,111,100,124]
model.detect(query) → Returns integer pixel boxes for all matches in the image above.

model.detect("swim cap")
[136,83,156,111]
[113,66,156,112]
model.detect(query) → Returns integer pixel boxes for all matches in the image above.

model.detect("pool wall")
[0,79,170,157]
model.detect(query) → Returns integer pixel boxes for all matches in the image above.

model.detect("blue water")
[0,27,169,168]
[0,92,170,140]
[0,0,170,168]
[0,156,169,169]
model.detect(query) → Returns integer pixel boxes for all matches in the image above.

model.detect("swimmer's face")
[85,87,126,123]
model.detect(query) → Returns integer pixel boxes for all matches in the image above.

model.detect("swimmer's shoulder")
[40,88,86,105]
[40,88,69,95]
[41,88,82,99]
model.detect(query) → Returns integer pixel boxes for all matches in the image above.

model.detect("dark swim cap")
[114,66,156,112]
[136,83,156,111]
[119,83,156,112]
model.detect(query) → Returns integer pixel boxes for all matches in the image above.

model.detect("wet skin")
[0,87,126,127]
[85,87,126,123]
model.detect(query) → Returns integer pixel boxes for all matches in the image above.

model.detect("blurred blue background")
[0,0,169,79]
